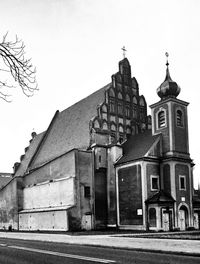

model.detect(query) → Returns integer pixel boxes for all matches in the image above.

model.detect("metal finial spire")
[165,52,169,67]
[122,46,127,59]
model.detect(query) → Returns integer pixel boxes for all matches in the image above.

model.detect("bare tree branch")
[0,33,38,101]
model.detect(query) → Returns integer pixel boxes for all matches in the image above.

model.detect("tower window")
[158,110,166,128]
[179,175,186,190]
[177,110,183,127]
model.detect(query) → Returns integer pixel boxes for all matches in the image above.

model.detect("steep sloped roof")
[116,130,160,165]
[30,84,111,169]
[14,132,45,176]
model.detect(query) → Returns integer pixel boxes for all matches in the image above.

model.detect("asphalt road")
[0,238,199,264]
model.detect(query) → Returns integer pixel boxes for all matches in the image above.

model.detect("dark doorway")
[94,169,107,228]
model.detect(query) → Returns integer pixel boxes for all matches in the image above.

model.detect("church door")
[94,169,107,228]
[179,210,186,230]
[163,212,170,231]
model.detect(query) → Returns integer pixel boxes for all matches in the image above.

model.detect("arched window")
[125,105,130,118]
[111,123,116,131]
[94,120,100,129]
[133,106,137,118]
[102,104,107,113]
[119,125,124,133]
[133,96,137,104]
[118,92,123,99]
[118,102,123,115]
[110,100,115,113]
[139,97,145,106]
[158,110,166,128]
[102,122,108,130]
[126,94,130,102]
[177,110,183,127]
[149,208,156,227]
[109,88,115,97]
[140,108,145,121]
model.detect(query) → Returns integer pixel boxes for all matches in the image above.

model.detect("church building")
[0,54,199,232]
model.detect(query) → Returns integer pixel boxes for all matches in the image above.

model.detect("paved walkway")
[0,232,199,256]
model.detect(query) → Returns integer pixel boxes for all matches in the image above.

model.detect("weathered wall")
[0,177,21,230]
[19,151,76,231]
[23,177,74,210]
[24,150,76,185]
[19,210,68,231]
[68,150,93,231]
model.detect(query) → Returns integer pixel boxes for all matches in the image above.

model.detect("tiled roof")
[14,132,45,176]
[116,130,160,165]
[29,84,111,169]
[146,190,175,204]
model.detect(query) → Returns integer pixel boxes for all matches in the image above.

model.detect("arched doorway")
[178,205,189,231]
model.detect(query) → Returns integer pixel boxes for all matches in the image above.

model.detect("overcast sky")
[0,0,199,187]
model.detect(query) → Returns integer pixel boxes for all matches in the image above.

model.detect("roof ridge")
[27,110,59,171]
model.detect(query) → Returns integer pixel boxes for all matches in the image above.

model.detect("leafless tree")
[0,33,38,102]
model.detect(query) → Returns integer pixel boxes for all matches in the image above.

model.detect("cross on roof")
[165,52,169,67]
[122,46,127,58]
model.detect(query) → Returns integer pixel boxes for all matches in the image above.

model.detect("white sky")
[0,0,199,187]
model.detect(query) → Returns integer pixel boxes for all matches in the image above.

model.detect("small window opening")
[179,176,186,190]
[84,186,90,198]
[151,176,159,191]
[158,110,166,128]
[177,110,183,127]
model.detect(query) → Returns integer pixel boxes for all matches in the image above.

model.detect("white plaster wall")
[23,177,74,210]
[19,210,68,231]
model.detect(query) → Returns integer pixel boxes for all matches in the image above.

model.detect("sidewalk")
[0,231,200,257]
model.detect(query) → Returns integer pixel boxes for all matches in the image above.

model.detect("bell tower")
[150,53,194,229]
[150,54,189,159]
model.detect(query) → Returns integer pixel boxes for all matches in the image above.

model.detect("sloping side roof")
[116,130,160,165]
[14,132,45,176]
[0,173,12,189]
[146,190,175,204]
[30,84,111,169]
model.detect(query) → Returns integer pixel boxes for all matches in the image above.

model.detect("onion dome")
[157,53,181,100]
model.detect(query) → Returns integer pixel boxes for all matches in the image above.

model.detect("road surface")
[0,237,199,263]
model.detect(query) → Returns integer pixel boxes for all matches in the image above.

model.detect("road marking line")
[9,245,116,263]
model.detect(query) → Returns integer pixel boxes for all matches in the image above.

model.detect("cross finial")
[122,46,127,59]
[165,52,169,67]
